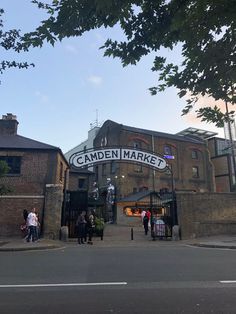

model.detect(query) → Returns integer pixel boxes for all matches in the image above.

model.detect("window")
[110,161,116,174]
[216,139,230,156]
[164,145,172,155]
[102,163,106,176]
[133,141,141,149]
[95,166,98,182]
[192,166,199,178]
[59,162,63,181]
[133,187,137,193]
[0,156,21,174]
[134,163,142,173]
[78,178,86,189]
[191,150,198,159]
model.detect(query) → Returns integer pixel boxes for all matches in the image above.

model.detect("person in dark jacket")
[76,212,86,244]
[143,213,149,235]
[87,212,95,245]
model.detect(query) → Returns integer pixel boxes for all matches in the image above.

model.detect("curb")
[190,243,236,249]
[0,243,63,252]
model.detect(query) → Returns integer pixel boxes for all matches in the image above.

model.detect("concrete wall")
[176,192,236,239]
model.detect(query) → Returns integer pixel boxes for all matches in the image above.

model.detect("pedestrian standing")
[141,209,146,224]
[26,208,38,242]
[76,212,86,244]
[87,212,95,245]
[143,213,149,235]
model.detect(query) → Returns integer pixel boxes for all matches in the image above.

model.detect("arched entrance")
[64,147,176,237]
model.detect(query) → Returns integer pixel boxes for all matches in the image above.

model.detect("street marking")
[0,282,128,288]
[220,280,236,284]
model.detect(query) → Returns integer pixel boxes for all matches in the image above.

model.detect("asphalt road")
[1,244,236,313]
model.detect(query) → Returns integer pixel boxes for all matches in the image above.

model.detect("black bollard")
[100,229,103,241]
[131,227,134,240]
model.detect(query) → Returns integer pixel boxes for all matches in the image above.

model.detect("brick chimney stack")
[0,113,19,135]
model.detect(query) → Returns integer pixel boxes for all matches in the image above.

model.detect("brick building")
[0,114,69,237]
[208,136,236,192]
[93,120,215,199]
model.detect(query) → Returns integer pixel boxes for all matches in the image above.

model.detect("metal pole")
[168,164,177,226]
[152,135,156,191]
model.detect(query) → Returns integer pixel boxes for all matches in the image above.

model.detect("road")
[0,244,236,313]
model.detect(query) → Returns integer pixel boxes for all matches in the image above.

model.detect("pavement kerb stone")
[0,244,62,252]
[190,243,236,249]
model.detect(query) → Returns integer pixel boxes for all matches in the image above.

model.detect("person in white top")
[141,210,146,223]
[26,208,38,242]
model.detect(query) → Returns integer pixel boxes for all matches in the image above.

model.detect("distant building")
[65,123,100,162]
[208,136,236,192]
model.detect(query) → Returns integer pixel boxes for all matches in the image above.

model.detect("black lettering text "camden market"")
[70,148,167,170]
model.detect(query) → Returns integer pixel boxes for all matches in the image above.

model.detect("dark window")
[133,187,137,193]
[78,178,86,189]
[102,163,106,176]
[133,141,141,149]
[59,162,63,181]
[0,156,21,174]
[192,166,199,178]
[95,166,98,181]
[134,163,142,173]
[111,161,116,174]
[164,145,172,155]
[191,150,198,159]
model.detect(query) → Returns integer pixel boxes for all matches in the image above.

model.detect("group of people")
[76,211,95,245]
[21,208,40,242]
[141,209,166,238]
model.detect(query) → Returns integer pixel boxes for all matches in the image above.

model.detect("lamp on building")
[114,175,125,199]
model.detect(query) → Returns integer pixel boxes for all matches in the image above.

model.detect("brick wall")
[43,184,64,239]
[0,196,44,237]
[176,192,236,239]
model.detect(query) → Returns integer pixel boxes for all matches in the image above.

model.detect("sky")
[1,1,225,154]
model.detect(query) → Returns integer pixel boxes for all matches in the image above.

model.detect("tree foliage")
[0,8,34,79]
[22,1,236,126]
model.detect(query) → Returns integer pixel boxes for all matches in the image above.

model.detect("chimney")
[0,113,19,135]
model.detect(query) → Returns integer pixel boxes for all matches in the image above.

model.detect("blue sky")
[1,1,224,153]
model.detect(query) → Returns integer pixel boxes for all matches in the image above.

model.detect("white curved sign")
[70,148,167,171]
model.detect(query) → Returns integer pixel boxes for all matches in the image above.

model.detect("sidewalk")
[1,224,236,251]
[0,238,63,252]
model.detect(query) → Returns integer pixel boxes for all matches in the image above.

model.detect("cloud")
[87,75,103,86]
[35,91,49,103]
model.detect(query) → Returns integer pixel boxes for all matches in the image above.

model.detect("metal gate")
[62,190,107,238]
[150,191,177,239]
[63,190,88,238]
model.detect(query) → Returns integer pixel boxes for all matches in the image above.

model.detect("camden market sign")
[69,147,167,171]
